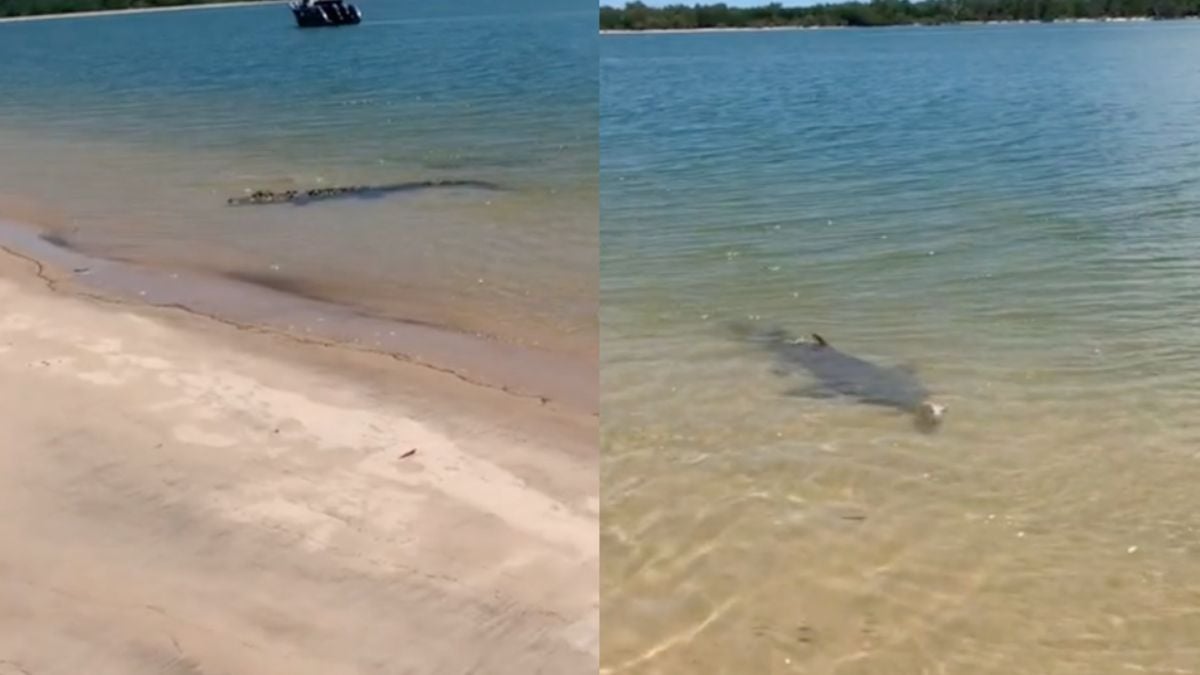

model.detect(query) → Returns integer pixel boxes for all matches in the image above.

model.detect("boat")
[289,0,362,27]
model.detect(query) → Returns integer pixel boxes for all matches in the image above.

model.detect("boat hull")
[290,4,361,27]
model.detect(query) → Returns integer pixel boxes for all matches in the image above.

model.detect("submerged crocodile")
[731,322,947,430]
[226,179,502,206]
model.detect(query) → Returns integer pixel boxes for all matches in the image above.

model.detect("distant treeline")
[599,0,1200,29]
[0,0,272,18]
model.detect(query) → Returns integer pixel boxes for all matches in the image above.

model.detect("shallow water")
[601,22,1200,673]
[0,0,597,359]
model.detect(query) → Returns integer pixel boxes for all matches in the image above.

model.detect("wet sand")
[0,215,598,415]
[0,245,598,673]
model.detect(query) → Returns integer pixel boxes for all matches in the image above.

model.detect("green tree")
[598,0,1200,30]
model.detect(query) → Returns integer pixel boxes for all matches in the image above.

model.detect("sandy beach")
[0,244,598,673]
[0,1,281,24]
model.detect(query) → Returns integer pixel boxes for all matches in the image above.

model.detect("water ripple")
[603,21,1200,673]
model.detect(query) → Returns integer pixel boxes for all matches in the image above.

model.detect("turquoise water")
[0,0,597,359]
[601,22,1200,674]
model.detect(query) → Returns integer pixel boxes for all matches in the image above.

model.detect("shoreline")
[0,0,281,24]
[599,15,1193,34]
[0,214,597,417]
[0,239,598,672]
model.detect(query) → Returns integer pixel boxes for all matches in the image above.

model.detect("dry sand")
[0,246,598,674]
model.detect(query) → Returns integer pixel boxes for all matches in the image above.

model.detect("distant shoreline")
[0,1,281,24]
[599,15,1199,34]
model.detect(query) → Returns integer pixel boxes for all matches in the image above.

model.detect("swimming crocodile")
[731,323,946,429]
[226,179,501,206]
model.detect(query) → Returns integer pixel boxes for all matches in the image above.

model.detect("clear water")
[0,0,598,360]
[601,22,1200,673]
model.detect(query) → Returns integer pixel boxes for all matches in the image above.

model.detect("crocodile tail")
[726,321,756,339]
